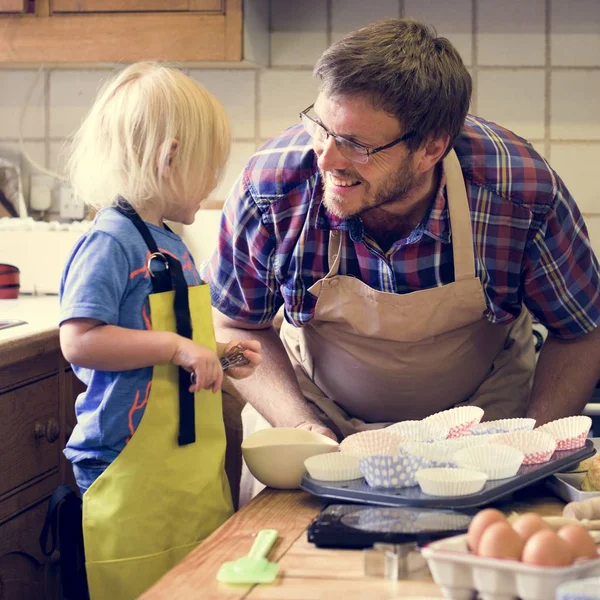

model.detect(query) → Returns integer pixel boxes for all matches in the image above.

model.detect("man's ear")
[416,134,450,173]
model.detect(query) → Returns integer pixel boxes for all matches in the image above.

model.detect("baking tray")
[300,438,596,509]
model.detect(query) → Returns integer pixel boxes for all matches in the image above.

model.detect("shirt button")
[483,308,492,318]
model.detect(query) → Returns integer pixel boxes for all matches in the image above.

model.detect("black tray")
[300,438,596,509]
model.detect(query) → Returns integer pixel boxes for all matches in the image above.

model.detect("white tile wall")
[477,0,546,66]
[477,69,546,140]
[0,0,598,264]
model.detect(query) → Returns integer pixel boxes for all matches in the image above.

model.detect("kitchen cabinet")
[0,0,249,63]
[0,348,84,600]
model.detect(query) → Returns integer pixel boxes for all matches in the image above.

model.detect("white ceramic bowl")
[242,427,339,489]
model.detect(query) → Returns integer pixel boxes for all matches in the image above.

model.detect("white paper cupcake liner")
[386,420,448,442]
[469,418,536,437]
[304,452,363,481]
[490,430,557,465]
[423,406,484,438]
[359,450,430,488]
[401,436,492,467]
[416,467,488,497]
[536,415,592,451]
[452,444,525,480]
[339,429,405,458]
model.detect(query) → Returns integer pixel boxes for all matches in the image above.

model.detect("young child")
[59,62,261,600]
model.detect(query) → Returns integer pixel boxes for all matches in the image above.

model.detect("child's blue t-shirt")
[59,208,203,465]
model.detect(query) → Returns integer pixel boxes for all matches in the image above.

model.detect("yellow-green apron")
[82,204,233,600]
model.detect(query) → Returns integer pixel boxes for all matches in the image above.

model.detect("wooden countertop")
[0,295,60,367]
[140,485,566,600]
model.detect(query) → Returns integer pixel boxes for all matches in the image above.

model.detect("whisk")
[190,344,250,385]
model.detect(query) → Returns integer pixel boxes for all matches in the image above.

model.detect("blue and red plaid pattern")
[201,115,600,339]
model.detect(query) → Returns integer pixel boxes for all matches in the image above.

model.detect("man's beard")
[321,159,422,219]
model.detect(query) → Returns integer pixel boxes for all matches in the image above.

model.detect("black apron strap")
[114,200,195,445]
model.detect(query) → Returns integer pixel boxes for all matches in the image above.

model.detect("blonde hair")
[66,62,231,212]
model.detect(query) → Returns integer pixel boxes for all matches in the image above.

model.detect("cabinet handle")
[33,418,60,443]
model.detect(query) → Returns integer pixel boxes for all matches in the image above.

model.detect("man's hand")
[296,422,338,442]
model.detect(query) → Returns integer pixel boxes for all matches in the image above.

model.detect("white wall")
[0,0,599,264]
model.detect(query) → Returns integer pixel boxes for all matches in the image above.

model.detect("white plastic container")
[421,533,600,600]
[547,472,600,503]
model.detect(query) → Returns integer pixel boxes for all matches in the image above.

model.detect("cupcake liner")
[536,415,592,451]
[490,429,557,465]
[339,429,406,458]
[304,452,363,481]
[423,406,484,438]
[469,417,536,437]
[386,420,448,442]
[416,467,488,497]
[359,450,430,488]
[401,436,492,467]
[452,444,525,480]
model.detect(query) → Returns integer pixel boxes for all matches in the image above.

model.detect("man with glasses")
[202,19,600,455]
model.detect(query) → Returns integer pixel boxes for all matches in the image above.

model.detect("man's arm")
[527,326,600,425]
[213,308,338,440]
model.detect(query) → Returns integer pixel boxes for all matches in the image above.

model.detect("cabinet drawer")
[0,375,60,498]
[0,500,60,600]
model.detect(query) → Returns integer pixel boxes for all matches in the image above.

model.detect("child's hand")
[220,339,262,380]
[171,338,223,393]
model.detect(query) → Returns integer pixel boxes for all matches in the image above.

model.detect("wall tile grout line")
[545,0,552,160]
[471,0,478,115]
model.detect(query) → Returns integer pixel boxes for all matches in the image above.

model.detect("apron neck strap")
[444,149,476,281]
[114,199,196,446]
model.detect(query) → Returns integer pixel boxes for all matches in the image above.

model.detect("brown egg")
[557,525,598,560]
[467,508,507,553]
[511,513,550,542]
[521,530,574,566]
[478,521,524,560]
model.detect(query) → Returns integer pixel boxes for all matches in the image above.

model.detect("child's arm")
[60,318,223,392]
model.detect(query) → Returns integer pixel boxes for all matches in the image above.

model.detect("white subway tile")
[551,0,600,66]
[404,0,473,66]
[0,71,45,139]
[584,215,600,258]
[49,70,112,139]
[331,0,399,44]
[477,0,545,66]
[270,1,327,67]
[209,142,256,202]
[551,72,600,140]
[189,70,256,139]
[550,143,600,214]
[259,70,319,139]
[477,70,545,140]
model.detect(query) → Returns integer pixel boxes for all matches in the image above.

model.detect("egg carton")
[421,533,600,600]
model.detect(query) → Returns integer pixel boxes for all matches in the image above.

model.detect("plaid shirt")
[202,115,600,339]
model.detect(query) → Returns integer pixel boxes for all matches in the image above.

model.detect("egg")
[478,521,524,560]
[511,513,550,542]
[521,530,574,566]
[467,508,507,553]
[557,525,598,560]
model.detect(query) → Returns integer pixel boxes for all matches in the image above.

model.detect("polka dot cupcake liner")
[423,406,484,438]
[304,452,363,481]
[359,450,430,489]
[452,444,525,480]
[340,429,406,458]
[490,429,557,465]
[536,415,592,451]
[386,419,449,442]
[469,417,536,437]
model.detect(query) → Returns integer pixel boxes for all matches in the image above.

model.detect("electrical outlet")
[59,184,85,220]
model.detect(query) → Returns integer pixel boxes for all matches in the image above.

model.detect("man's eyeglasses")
[299,104,415,165]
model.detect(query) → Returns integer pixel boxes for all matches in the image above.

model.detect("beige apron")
[279,149,535,439]
[240,149,535,503]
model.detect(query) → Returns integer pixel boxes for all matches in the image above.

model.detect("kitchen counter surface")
[0,295,61,368]
[140,485,568,600]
